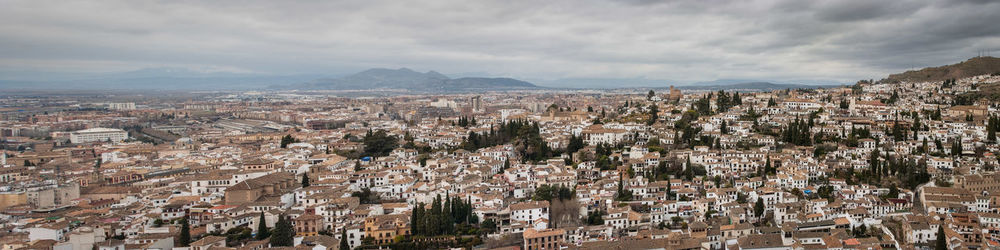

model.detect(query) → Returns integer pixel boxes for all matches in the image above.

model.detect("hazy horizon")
[2,0,1000,87]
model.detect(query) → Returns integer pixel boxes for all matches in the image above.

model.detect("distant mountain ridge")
[279,68,539,91]
[883,56,1000,83]
[0,67,326,90]
[676,81,827,91]
[536,77,674,88]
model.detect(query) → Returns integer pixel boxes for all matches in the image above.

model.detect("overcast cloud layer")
[1,0,999,84]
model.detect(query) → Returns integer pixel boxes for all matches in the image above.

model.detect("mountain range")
[16,57,1000,92]
[674,81,827,91]
[276,68,538,91]
[0,68,322,91]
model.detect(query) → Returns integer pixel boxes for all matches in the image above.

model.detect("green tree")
[951,138,962,156]
[587,210,605,225]
[615,174,633,201]
[684,158,695,180]
[887,90,899,104]
[301,173,310,188]
[362,129,399,157]
[891,121,904,141]
[566,134,585,155]
[647,104,659,125]
[754,198,765,218]
[256,213,270,240]
[989,124,997,143]
[532,185,556,201]
[780,116,812,146]
[989,116,999,144]
[178,219,191,247]
[458,120,551,162]
[411,203,423,235]
[716,90,733,113]
[481,219,497,234]
[647,90,656,100]
[705,209,716,220]
[442,194,454,234]
[351,188,380,204]
[853,224,868,237]
[936,225,947,250]
[762,156,773,176]
[269,215,294,247]
[427,195,442,235]
[870,148,881,183]
[886,185,899,199]
[340,229,350,250]
[280,135,297,148]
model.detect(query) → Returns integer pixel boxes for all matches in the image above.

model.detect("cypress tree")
[763,156,772,176]
[870,148,881,182]
[665,180,672,200]
[443,194,454,234]
[428,195,441,235]
[684,158,694,180]
[754,198,765,218]
[411,203,422,236]
[892,121,903,141]
[301,173,310,188]
[466,199,475,224]
[647,104,659,125]
[951,138,962,156]
[936,225,947,250]
[340,229,350,250]
[270,215,294,246]
[989,119,997,143]
[178,219,191,247]
[256,213,270,240]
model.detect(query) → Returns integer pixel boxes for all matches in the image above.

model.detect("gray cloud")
[0,0,998,84]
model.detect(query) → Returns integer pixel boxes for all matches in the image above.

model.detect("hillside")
[282,68,539,91]
[883,56,1000,83]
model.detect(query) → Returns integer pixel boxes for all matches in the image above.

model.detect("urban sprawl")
[4,74,1000,250]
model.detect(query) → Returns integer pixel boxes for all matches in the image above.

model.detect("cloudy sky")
[2,0,999,84]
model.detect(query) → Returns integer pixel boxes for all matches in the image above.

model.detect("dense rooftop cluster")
[2,74,1000,249]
